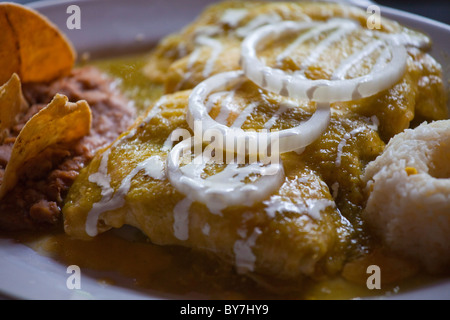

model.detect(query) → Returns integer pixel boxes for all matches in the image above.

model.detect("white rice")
[362,120,450,273]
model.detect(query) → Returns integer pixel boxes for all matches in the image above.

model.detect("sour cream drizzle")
[86,155,165,237]
[220,8,248,28]
[335,126,366,167]
[236,12,283,38]
[179,9,291,88]
[240,19,408,103]
[85,97,168,236]
[214,86,241,125]
[187,70,331,155]
[167,138,285,216]
[276,20,348,66]
[296,20,359,76]
[173,197,193,241]
[263,103,290,130]
[233,227,262,274]
[263,179,336,221]
[230,101,258,128]
[176,29,223,90]
[195,36,223,78]
[331,39,384,80]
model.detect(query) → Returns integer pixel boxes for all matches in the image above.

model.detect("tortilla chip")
[0,94,91,199]
[0,9,20,85]
[0,3,76,84]
[0,73,28,143]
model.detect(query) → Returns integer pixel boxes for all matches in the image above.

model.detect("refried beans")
[0,66,135,231]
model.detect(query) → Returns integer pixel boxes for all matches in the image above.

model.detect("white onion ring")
[240,20,407,103]
[187,70,331,155]
[167,138,285,214]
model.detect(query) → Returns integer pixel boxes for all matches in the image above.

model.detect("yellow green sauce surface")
[8,54,440,300]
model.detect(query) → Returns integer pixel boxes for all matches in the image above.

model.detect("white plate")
[0,0,449,300]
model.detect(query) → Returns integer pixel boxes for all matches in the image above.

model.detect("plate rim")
[1,0,449,300]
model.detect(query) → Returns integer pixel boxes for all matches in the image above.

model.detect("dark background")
[376,0,449,25]
[5,0,450,25]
